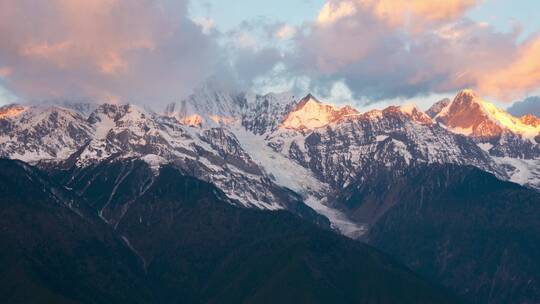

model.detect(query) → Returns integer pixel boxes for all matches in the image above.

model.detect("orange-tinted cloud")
[0,67,12,77]
[317,1,357,25]
[0,0,217,105]
[476,34,540,101]
[317,0,479,28]
[288,0,539,101]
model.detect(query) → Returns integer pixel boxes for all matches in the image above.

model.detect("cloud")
[476,34,540,101]
[317,0,479,28]
[0,0,219,105]
[278,0,540,102]
[507,96,540,117]
[317,1,357,25]
[275,25,297,40]
[0,67,12,77]
[1,0,540,105]
[193,17,216,35]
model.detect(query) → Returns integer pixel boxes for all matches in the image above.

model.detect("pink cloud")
[0,0,218,105]
[286,0,539,101]
[317,0,479,28]
[476,34,540,101]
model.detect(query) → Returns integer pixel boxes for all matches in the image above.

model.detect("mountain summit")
[281,94,359,130]
[434,89,540,141]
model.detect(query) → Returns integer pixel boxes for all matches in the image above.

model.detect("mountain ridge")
[1,87,539,238]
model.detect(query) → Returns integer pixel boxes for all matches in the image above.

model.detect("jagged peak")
[457,88,479,98]
[450,89,485,108]
[436,90,540,139]
[294,94,327,109]
[281,95,359,130]
[376,104,433,125]
[398,103,420,115]
[399,104,433,124]
[436,90,486,120]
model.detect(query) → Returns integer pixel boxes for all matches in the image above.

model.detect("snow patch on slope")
[494,157,540,190]
[481,101,540,140]
[232,124,366,238]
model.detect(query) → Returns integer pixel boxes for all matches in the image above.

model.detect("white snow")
[375,135,388,142]
[480,100,540,140]
[232,124,367,238]
[494,157,540,190]
[94,114,115,139]
[281,98,338,130]
[439,90,540,140]
[141,154,168,171]
[398,103,419,115]
[304,196,367,238]
[452,126,474,136]
[478,142,493,152]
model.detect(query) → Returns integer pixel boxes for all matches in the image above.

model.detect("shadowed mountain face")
[0,159,462,304]
[0,159,153,304]
[364,165,540,304]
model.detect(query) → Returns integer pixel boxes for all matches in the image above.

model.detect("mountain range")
[0,86,539,303]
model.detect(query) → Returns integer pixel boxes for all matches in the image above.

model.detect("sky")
[1,0,540,110]
[190,0,540,36]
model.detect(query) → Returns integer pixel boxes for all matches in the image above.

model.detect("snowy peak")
[165,85,242,127]
[436,89,505,138]
[396,104,433,125]
[0,104,94,162]
[281,94,359,130]
[436,89,540,140]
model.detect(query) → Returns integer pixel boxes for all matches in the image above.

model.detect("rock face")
[0,159,463,304]
[367,164,540,304]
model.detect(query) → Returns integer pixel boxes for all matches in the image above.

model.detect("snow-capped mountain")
[280,94,359,130]
[164,84,297,134]
[2,88,539,304]
[427,89,540,190]
[267,103,502,191]
[0,102,323,226]
[70,104,319,216]
[165,89,511,235]
[0,103,94,162]
[2,86,539,238]
[430,89,540,158]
